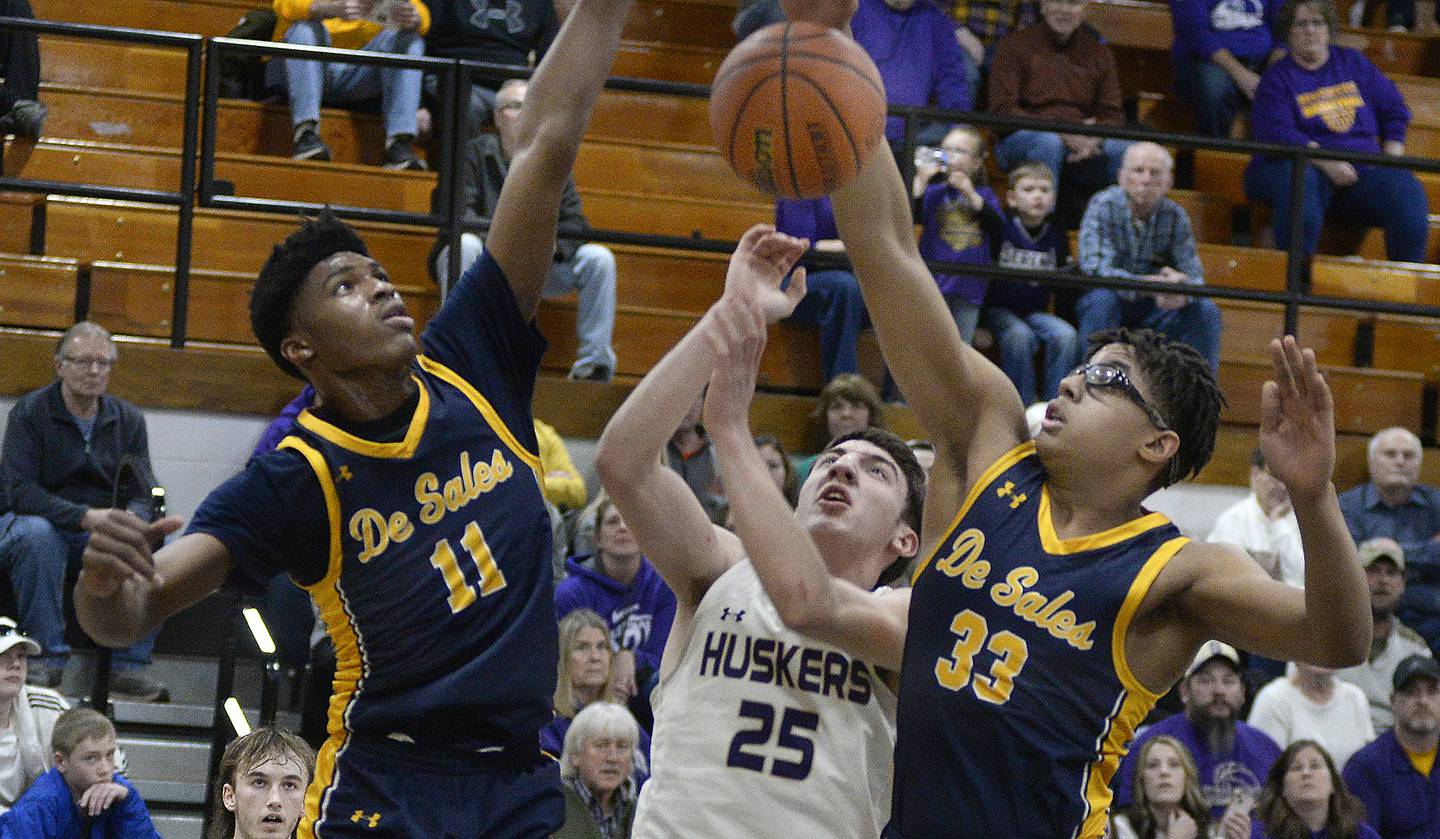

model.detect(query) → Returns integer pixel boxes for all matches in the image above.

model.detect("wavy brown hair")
[1256,740,1368,839]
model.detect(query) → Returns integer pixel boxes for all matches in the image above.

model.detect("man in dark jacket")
[433,77,617,381]
[0,323,167,700]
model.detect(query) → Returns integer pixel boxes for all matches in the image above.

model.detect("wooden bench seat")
[1219,358,1423,434]
[1310,254,1440,306]
[0,253,79,330]
[1213,299,1362,366]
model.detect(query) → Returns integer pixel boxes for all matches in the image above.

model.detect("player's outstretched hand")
[703,297,768,435]
[1259,335,1336,501]
[723,224,808,324]
[79,510,181,597]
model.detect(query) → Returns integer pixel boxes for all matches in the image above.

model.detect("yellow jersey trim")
[1037,489,1172,556]
[415,354,544,482]
[1076,689,1156,839]
[281,436,365,839]
[1111,536,1189,699]
[912,441,1036,585]
[295,375,431,459]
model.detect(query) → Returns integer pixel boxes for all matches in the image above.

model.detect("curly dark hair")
[821,427,927,585]
[1086,327,1225,488]
[251,208,370,380]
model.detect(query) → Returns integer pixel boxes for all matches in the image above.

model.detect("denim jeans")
[0,512,158,670]
[1076,288,1222,373]
[783,268,871,382]
[1244,157,1429,263]
[0,0,39,113]
[983,308,1080,405]
[266,21,424,139]
[436,234,618,375]
[1172,54,1264,139]
[995,130,1133,185]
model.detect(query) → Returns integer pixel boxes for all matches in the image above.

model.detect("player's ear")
[1138,429,1180,474]
[281,333,315,372]
[223,782,238,812]
[890,522,919,561]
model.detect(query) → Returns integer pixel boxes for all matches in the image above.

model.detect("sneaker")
[382,135,427,171]
[109,669,170,703]
[0,99,46,138]
[292,126,332,162]
[567,362,613,383]
[25,661,63,689]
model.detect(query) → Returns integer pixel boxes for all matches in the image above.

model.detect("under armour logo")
[338,466,354,481]
[351,811,382,828]
[472,0,525,34]
[996,481,1027,509]
[720,607,745,623]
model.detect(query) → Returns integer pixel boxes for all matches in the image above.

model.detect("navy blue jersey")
[191,252,555,759]
[891,442,1188,839]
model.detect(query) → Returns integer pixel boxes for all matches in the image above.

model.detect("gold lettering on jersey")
[935,528,989,589]
[348,449,515,561]
[415,448,515,525]
[989,567,1095,650]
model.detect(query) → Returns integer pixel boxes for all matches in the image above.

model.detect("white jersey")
[633,560,897,838]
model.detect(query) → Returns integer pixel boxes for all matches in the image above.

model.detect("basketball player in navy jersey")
[67,0,635,834]
[764,3,1369,837]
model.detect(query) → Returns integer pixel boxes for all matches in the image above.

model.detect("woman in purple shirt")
[1250,740,1380,839]
[1242,0,1427,263]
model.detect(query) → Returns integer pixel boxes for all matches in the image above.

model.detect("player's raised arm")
[704,296,909,670]
[482,0,633,317]
[75,515,231,648]
[1180,337,1369,667]
[595,225,808,608]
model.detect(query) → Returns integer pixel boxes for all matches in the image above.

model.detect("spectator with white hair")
[557,702,640,839]
[1339,426,1440,653]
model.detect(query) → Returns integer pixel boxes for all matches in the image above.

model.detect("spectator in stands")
[1116,642,1282,820]
[1254,740,1378,839]
[945,0,1037,75]
[0,708,159,838]
[0,323,168,701]
[433,78,617,382]
[852,0,974,149]
[907,438,936,477]
[0,618,65,814]
[988,0,1128,184]
[267,0,429,170]
[979,161,1078,406]
[536,417,588,579]
[557,702,639,839]
[1076,142,1222,373]
[1208,448,1303,589]
[1168,0,1284,138]
[1336,537,1433,731]
[0,0,43,138]
[774,197,873,388]
[732,0,784,39]
[1248,662,1375,767]
[207,725,315,839]
[753,435,799,508]
[422,0,560,134]
[1339,426,1440,653]
[1343,654,1440,839]
[555,497,677,709]
[664,395,726,524]
[1109,735,1211,839]
[1243,0,1428,264]
[541,610,650,782]
[912,125,1000,345]
[794,373,887,482]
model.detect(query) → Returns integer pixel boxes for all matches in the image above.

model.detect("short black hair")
[251,208,369,380]
[822,427,927,585]
[1086,327,1225,488]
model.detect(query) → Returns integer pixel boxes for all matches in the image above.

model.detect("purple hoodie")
[555,554,677,678]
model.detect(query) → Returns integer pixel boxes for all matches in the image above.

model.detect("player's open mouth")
[818,485,851,508]
[1041,402,1064,432]
[379,300,414,330]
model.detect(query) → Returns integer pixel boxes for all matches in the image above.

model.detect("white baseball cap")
[1185,640,1242,678]
[0,617,42,657]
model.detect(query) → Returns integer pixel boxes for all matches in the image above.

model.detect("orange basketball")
[709,21,887,199]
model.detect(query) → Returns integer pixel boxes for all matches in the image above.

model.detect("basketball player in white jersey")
[594,225,923,837]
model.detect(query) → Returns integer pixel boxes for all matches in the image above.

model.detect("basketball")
[709,21,888,199]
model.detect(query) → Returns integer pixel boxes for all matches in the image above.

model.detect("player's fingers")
[1282,335,1308,398]
[1259,380,1281,432]
[84,528,157,582]
[786,267,808,306]
[738,224,775,254]
[1268,337,1297,397]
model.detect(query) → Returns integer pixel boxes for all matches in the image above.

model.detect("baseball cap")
[1393,653,1440,692]
[1185,640,1242,678]
[0,617,42,657]
[1358,537,1405,570]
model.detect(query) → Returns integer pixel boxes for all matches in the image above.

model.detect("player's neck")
[1043,478,1149,540]
[812,533,889,590]
[311,365,418,423]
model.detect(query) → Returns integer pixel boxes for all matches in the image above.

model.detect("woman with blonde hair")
[542,609,650,783]
[1111,735,1211,839]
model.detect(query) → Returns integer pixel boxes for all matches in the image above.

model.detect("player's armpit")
[800,586,909,673]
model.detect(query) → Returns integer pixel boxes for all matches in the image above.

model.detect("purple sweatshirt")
[555,554,677,678]
[1114,712,1282,819]
[851,0,974,143]
[1169,0,1281,63]
[775,196,839,244]
[1251,46,1410,158]
[918,182,1000,305]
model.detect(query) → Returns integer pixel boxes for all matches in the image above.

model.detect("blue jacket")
[1339,482,1440,653]
[0,769,160,839]
[1343,729,1440,839]
[555,555,677,678]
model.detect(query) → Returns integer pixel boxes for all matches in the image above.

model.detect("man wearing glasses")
[0,322,168,701]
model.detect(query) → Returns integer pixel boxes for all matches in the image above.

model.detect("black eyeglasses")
[62,355,115,370]
[1070,363,1171,432]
